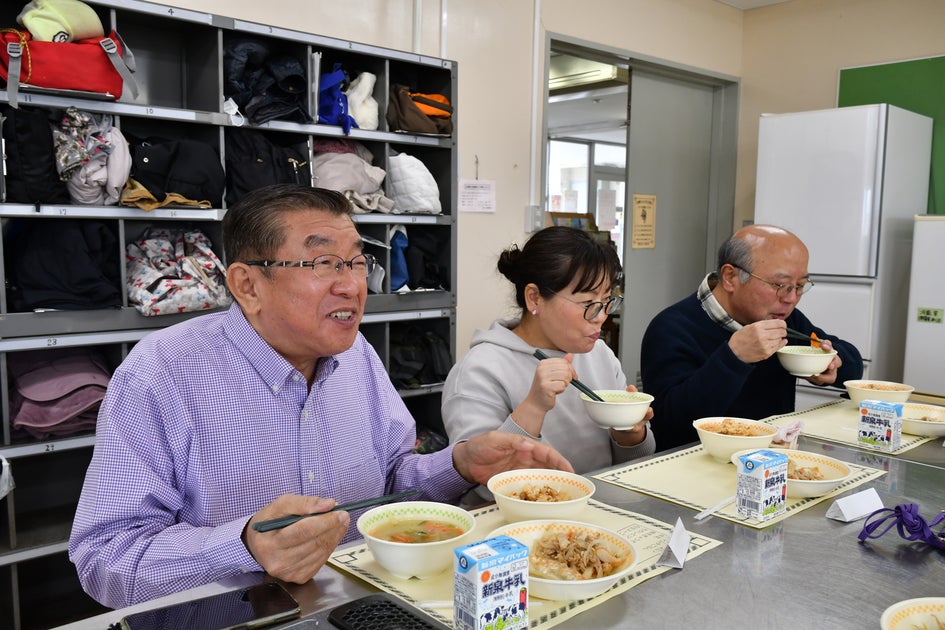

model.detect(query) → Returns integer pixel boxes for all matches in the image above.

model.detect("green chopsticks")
[532,348,605,402]
[252,489,423,533]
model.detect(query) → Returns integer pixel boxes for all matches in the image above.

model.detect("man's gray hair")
[717,235,753,283]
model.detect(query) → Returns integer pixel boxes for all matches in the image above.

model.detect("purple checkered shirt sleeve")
[68,305,471,608]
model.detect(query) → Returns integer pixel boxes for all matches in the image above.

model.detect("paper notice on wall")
[632,194,656,249]
[459,179,496,213]
[598,188,617,230]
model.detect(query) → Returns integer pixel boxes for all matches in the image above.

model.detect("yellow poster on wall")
[632,194,656,249]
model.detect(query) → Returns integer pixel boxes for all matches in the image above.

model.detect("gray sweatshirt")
[442,319,656,483]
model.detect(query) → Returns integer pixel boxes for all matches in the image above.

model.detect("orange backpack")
[408,91,452,118]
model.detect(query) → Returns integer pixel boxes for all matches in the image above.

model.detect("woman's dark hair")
[497,226,622,308]
[223,184,353,271]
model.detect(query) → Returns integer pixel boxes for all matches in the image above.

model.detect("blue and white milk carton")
[735,449,788,521]
[454,535,529,630]
[858,400,903,452]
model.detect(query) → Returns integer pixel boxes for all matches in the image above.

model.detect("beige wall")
[444,0,742,355]
[163,0,945,362]
[737,0,945,228]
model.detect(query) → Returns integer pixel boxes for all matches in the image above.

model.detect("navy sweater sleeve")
[641,295,863,452]
[641,294,755,451]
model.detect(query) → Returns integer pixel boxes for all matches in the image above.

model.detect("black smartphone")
[120,582,301,630]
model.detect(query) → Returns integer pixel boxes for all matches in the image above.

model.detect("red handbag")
[0,28,138,107]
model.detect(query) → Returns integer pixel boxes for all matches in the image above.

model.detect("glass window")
[594,143,626,168]
[547,140,589,213]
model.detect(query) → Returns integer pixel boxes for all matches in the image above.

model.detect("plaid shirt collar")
[698,272,741,333]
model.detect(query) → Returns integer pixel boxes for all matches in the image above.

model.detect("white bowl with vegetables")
[732,448,852,498]
[487,469,594,523]
[900,402,945,437]
[488,519,637,601]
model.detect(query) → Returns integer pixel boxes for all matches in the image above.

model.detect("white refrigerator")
[903,215,945,398]
[753,104,933,407]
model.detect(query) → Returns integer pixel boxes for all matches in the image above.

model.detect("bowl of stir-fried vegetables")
[731,448,852,498]
[488,519,637,600]
[487,469,595,523]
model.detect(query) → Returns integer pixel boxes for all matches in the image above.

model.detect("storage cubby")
[0,1,456,627]
[16,552,109,628]
[4,449,93,550]
[114,8,221,111]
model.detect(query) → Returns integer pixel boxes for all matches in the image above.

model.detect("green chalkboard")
[838,56,945,215]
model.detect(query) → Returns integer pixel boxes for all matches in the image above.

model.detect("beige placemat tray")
[766,399,937,454]
[328,500,722,629]
[593,445,885,529]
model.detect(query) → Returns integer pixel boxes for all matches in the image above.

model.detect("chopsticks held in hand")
[532,349,604,402]
[785,326,822,347]
[252,489,422,533]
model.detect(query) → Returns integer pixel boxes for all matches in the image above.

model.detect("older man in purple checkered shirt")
[69,185,572,609]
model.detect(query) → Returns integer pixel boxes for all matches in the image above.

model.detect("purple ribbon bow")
[858,504,945,549]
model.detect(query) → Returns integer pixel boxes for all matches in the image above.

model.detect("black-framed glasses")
[245,253,377,280]
[555,293,624,321]
[736,266,814,298]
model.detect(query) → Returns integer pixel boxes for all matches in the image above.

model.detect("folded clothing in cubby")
[8,347,111,440]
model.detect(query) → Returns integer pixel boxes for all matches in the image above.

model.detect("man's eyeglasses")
[736,266,814,298]
[555,293,624,321]
[245,253,377,280]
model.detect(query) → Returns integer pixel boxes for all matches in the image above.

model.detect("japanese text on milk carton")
[735,449,787,521]
[454,535,528,630]
[858,400,903,451]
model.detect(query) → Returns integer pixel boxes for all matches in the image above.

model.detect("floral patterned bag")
[126,228,232,316]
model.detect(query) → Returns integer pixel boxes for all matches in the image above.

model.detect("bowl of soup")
[776,346,837,377]
[693,416,777,463]
[844,379,914,405]
[580,390,654,430]
[488,519,637,601]
[356,501,475,579]
[487,468,595,523]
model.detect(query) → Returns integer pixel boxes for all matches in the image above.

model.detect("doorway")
[544,39,739,385]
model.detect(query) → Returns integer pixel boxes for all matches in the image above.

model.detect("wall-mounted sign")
[631,194,656,249]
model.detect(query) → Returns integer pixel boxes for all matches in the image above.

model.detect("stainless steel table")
[886,434,945,468]
[58,437,945,630]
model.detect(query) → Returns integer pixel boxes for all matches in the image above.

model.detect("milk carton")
[735,449,788,521]
[453,535,529,630]
[858,400,903,451]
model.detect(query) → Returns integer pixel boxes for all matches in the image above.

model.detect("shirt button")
[293,374,301,382]
[272,385,279,392]
[308,471,315,482]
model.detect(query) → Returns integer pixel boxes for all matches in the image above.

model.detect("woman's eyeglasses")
[245,253,377,279]
[554,293,624,321]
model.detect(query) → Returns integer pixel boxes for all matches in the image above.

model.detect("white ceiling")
[547,86,628,144]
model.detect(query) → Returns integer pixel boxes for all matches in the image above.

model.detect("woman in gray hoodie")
[442,226,655,501]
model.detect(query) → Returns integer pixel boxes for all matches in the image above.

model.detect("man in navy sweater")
[641,224,863,452]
